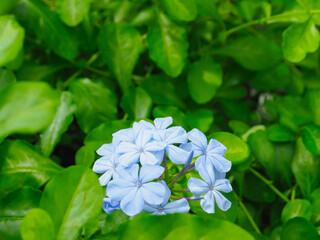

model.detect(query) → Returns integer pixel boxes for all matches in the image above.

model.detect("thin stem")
[291,184,297,201]
[249,168,290,203]
[234,192,261,234]
[163,154,168,182]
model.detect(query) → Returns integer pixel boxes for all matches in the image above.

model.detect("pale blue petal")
[113,128,135,143]
[154,117,172,129]
[201,191,215,213]
[116,164,140,182]
[144,141,166,152]
[153,150,165,165]
[187,177,209,195]
[120,188,144,216]
[179,143,193,152]
[139,165,164,183]
[140,151,159,165]
[118,151,140,167]
[166,126,188,144]
[107,179,134,201]
[151,211,166,215]
[194,155,206,170]
[102,198,120,214]
[164,199,190,214]
[136,130,153,149]
[152,129,167,142]
[207,139,227,155]
[188,129,208,152]
[139,120,155,130]
[99,169,114,186]
[213,191,231,211]
[159,180,171,204]
[190,142,204,157]
[132,122,144,136]
[214,179,233,193]
[208,154,232,172]
[166,145,190,164]
[143,203,159,212]
[140,182,165,205]
[117,142,138,154]
[96,143,114,156]
[92,157,113,173]
[196,162,213,185]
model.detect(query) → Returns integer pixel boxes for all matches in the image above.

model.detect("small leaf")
[98,22,142,92]
[267,124,296,142]
[0,0,19,15]
[281,199,311,223]
[187,58,223,104]
[301,124,320,155]
[281,217,319,240]
[39,166,104,240]
[75,145,95,168]
[120,87,152,120]
[0,187,42,240]
[160,0,197,21]
[186,109,214,133]
[282,20,319,63]
[0,68,16,90]
[56,0,91,27]
[69,78,117,133]
[0,16,24,67]
[0,81,59,140]
[20,208,55,240]
[146,11,188,77]
[40,91,76,156]
[274,143,294,188]
[306,89,320,125]
[310,188,320,223]
[0,140,62,192]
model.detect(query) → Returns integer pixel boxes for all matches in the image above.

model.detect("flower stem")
[163,153,168,182]
[249,168,290,203]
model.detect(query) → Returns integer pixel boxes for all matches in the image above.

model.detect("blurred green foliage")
[0,0,320,239]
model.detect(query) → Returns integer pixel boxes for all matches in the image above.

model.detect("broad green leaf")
[281,199,311,223]
[75,145,96,168]
[69,78,117,133]
[40,91,76,156]
[0,16,24,67]
[186,109,214,133]
[229,120,250,136]
[213,36,282,71]
[196,0,217,17]
[282,20,319,63]
[0,140,62,191]
[39,166,104,240]
[0,187,42,240]
[297,0,320,25]
[301,124,320,155]
[15,0,78,60]
[20,208,55,240]
[0,0,19,15]
[267,124,295,142]
[310,188,320,223]
[0,81,59,140]
[0,68,16,89]
[160,0,197,21]
[248,130,276,179]
[103,210,129,234]
[292,138,320,199]
[187,58,222,104]
[153,106,187,129]
[56,0,91,27]
[141,75,185,109]
[281,217,319,240]
[274,143,294,187]
[209,132,249,165]
[120,87,152,120]
[98,22,142,92]
[238,0,271,21]
[119,214,254,240]
[84,120,131,150]
[146,11,188,77]
[306,89,320,125]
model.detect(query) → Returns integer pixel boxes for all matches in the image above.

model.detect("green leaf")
[248,130,276,179]
[0,68,16,90]
[0,187,42,240]
[214,36,282,71]
[187,58,223,104]
[306,89,320,125]
[0,0,19,15]
[0,16,24,67]
[120,87,152,120]
[186,109,214,133]
[0,81,59,140]
[75,145,96,168]
[40,91,76,157]
[281,199,311,223]
[160,0,197,21]
[119,214,254,240]
[301,124,320,155]
[209,132,250,165]
[69,78,117,133]
[292,138,320,199]
[56,0,91,27]
[281,217,319,240]
[153,106,187,129]
[274,143,294,187]
[98,22,142,92]
[146,11,188,77]
[20,208,55,240]
[310,188,320,223]
[39,166,104,240]
[0,140,62,191]
[267,124,296,142]
[15,0,78,60]
[282,20,319,63]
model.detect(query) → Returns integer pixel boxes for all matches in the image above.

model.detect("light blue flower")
[188,128,231,172]
[139,117,173,133]
[102,198,120,214]
[112,122,143,144]
[117,130,166,166]
[144,180,190,215]
[187,163,232,214]
[107,164,165,216]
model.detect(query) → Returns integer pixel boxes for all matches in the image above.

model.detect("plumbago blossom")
[92,117,233,216]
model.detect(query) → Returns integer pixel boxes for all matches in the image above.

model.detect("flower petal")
[159,180,171,204]
[107,179,134,201]
[143,203,159,213]
[99,169,114,186]
[117,164,140,182]
[187,177,209,195]
[117,142,138,154]
[207,139,227,155]
[208,154,232,172]
[166,126,188,144]
[214,179,232,193]
[144,141,166,152]
[164,199,190,214]
[92,157,113,173]
[200,191,215,213]
[113,128,135,143]
[96,143,114,156]
[154,117,172,129]
[139,120,155,130]
[140,151,159,165]
[140,182,165,205]
[135,130,153,149]
[120,188,144,216]
[118,151,140,167]
[196,162,214,186]
[188,128,208,152]
[213,191,231,211]
[166,145,190,165]
[102,198,120,214]
[139,165,164,183]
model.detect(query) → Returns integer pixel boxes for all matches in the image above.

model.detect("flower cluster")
[93,117,232,216]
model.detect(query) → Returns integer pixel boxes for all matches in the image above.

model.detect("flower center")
[158,207,163,212]
[139,148,144,153]
[136,181,142,188]
[209,186,214,191]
